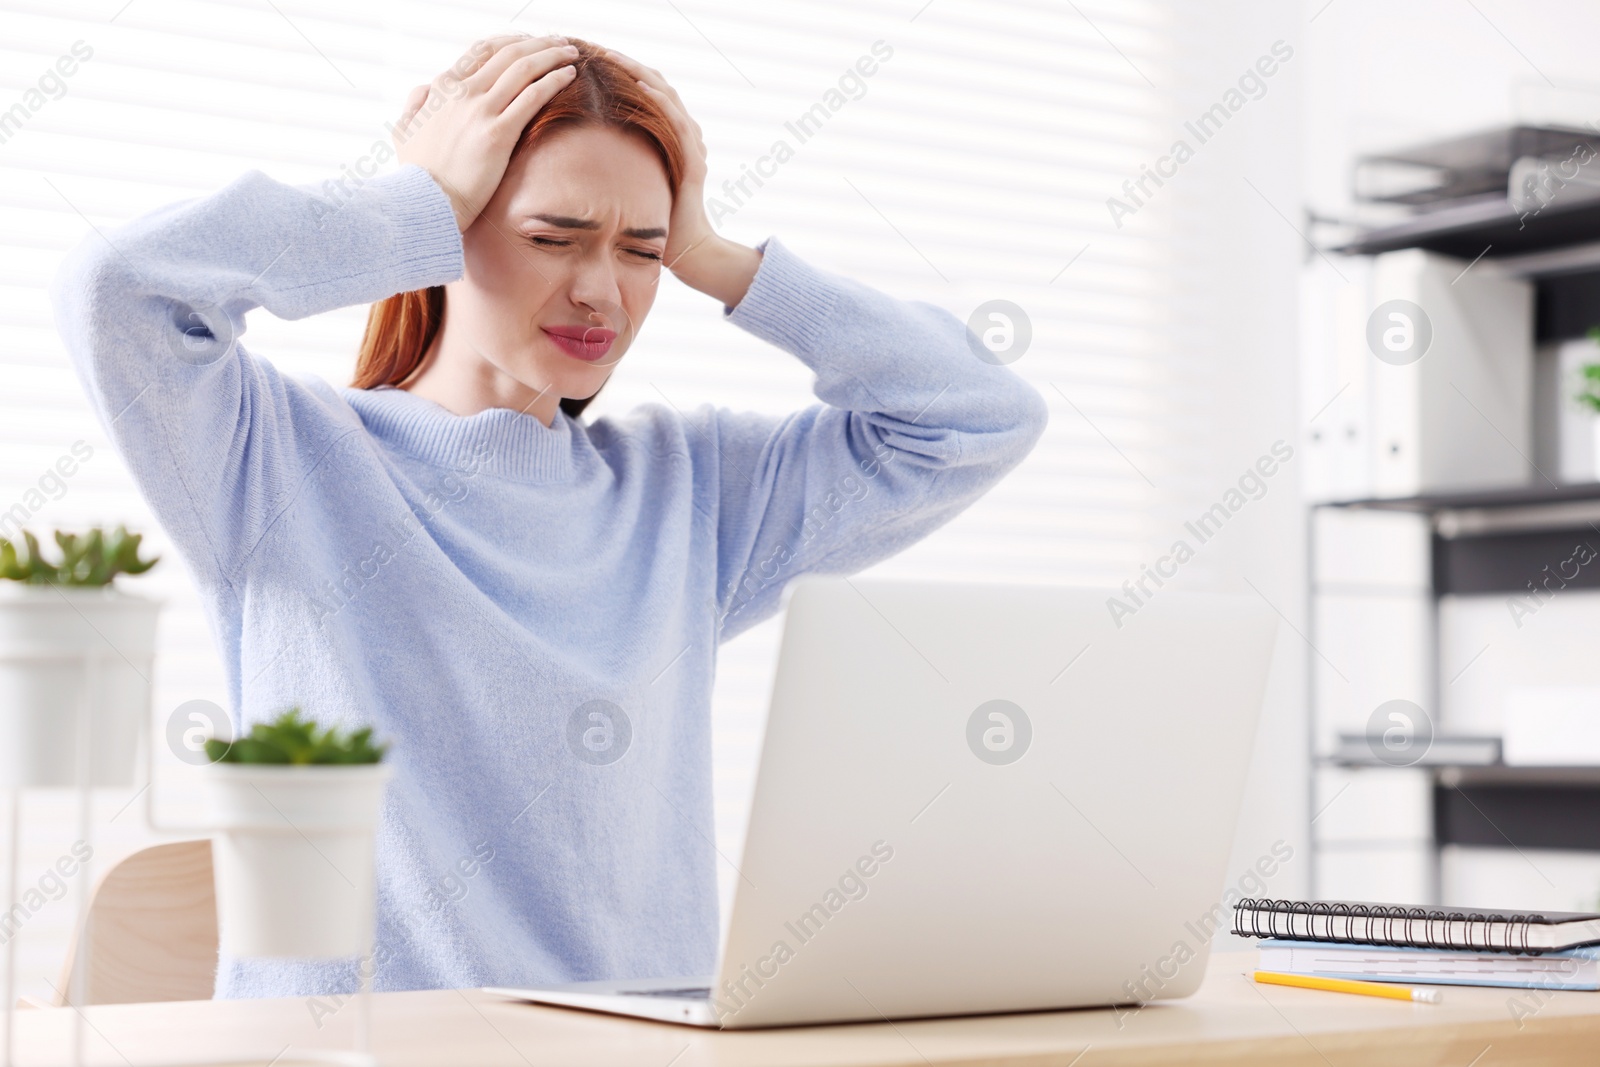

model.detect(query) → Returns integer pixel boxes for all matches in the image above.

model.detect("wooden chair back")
[52,838,218,1005]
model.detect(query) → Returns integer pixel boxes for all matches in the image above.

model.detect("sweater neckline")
[342,385,578,482]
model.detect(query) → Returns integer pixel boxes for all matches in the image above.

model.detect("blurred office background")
[2,0,1596,1002]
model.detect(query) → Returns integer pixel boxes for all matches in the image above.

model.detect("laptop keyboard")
[618,986,712,999]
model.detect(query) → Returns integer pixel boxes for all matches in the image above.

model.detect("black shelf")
[1318,482,1600,514]
[1321,762,1600,852]
[1436,776,1600,852]
[1318,488,1600,595]
[1436,527,1600,595]
[1322,759,1600,786]
[1437,765,1600,787]
[1335,193,1600,259]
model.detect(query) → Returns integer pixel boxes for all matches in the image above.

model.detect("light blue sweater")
[50,163,1048,997]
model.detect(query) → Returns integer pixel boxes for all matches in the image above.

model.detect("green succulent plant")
[205,708,389,765]
[0,527,159,587]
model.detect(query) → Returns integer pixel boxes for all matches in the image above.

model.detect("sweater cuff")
[370,164,465,293]
[724,236,841,359]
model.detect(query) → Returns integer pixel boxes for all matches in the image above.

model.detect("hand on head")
[595,47,714,275]
[394,34,580,233]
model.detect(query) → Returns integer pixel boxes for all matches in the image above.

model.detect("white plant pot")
[205,763,392,958]
[0,584,159,788]
[1555,340,1600,483]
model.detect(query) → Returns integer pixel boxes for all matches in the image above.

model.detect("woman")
[52,34,1048,997]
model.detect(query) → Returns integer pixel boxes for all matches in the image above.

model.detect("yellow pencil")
[1254,970,1442,1004]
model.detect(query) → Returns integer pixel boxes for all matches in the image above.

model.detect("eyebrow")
[526,213,667,240]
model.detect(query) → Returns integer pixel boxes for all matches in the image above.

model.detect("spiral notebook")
[1233,898,1600,953]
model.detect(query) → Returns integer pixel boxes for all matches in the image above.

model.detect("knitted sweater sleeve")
[700,237,1050,642]
[49,164,464,593]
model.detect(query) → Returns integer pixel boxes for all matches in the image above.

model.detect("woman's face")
[451,124,672,404]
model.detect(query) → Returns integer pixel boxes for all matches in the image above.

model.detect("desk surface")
[12,951,1600,1066]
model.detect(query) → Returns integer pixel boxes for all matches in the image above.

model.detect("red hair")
[353,39,685,419]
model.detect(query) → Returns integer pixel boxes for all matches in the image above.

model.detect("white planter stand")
[1,645,113,1067]
[144,737,389,1065]
[0,591,385,1066]
[0,584,155,1066]
[199,764,391,1067]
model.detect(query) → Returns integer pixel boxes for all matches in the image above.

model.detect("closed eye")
[526,235,662,262]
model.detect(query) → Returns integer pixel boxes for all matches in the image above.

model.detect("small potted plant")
[1575,328,1600,479]
[0,527,160,788]
[203,709,392,958]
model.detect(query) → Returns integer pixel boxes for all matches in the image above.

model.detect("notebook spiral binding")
[1231,898,1550,954]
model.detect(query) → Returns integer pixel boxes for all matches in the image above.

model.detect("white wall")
[1304,0,1600,220]
[1158,1,1309,946]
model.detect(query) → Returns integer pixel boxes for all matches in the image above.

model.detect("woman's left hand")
[603,48,762,309]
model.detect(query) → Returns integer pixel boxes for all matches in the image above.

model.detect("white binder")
[1366,249,1534,497]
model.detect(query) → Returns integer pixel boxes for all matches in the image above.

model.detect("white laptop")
[487,575,1279,1029]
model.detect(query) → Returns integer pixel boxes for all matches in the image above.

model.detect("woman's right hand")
[393,34,579,233]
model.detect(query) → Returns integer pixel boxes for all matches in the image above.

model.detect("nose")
[568,247,625,331]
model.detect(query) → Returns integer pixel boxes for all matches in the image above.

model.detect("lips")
[542,324,618,362]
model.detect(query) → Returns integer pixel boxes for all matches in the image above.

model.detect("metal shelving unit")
[1309,164,1600,901]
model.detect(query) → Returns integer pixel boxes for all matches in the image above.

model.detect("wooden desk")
[12,951,1600,1065]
